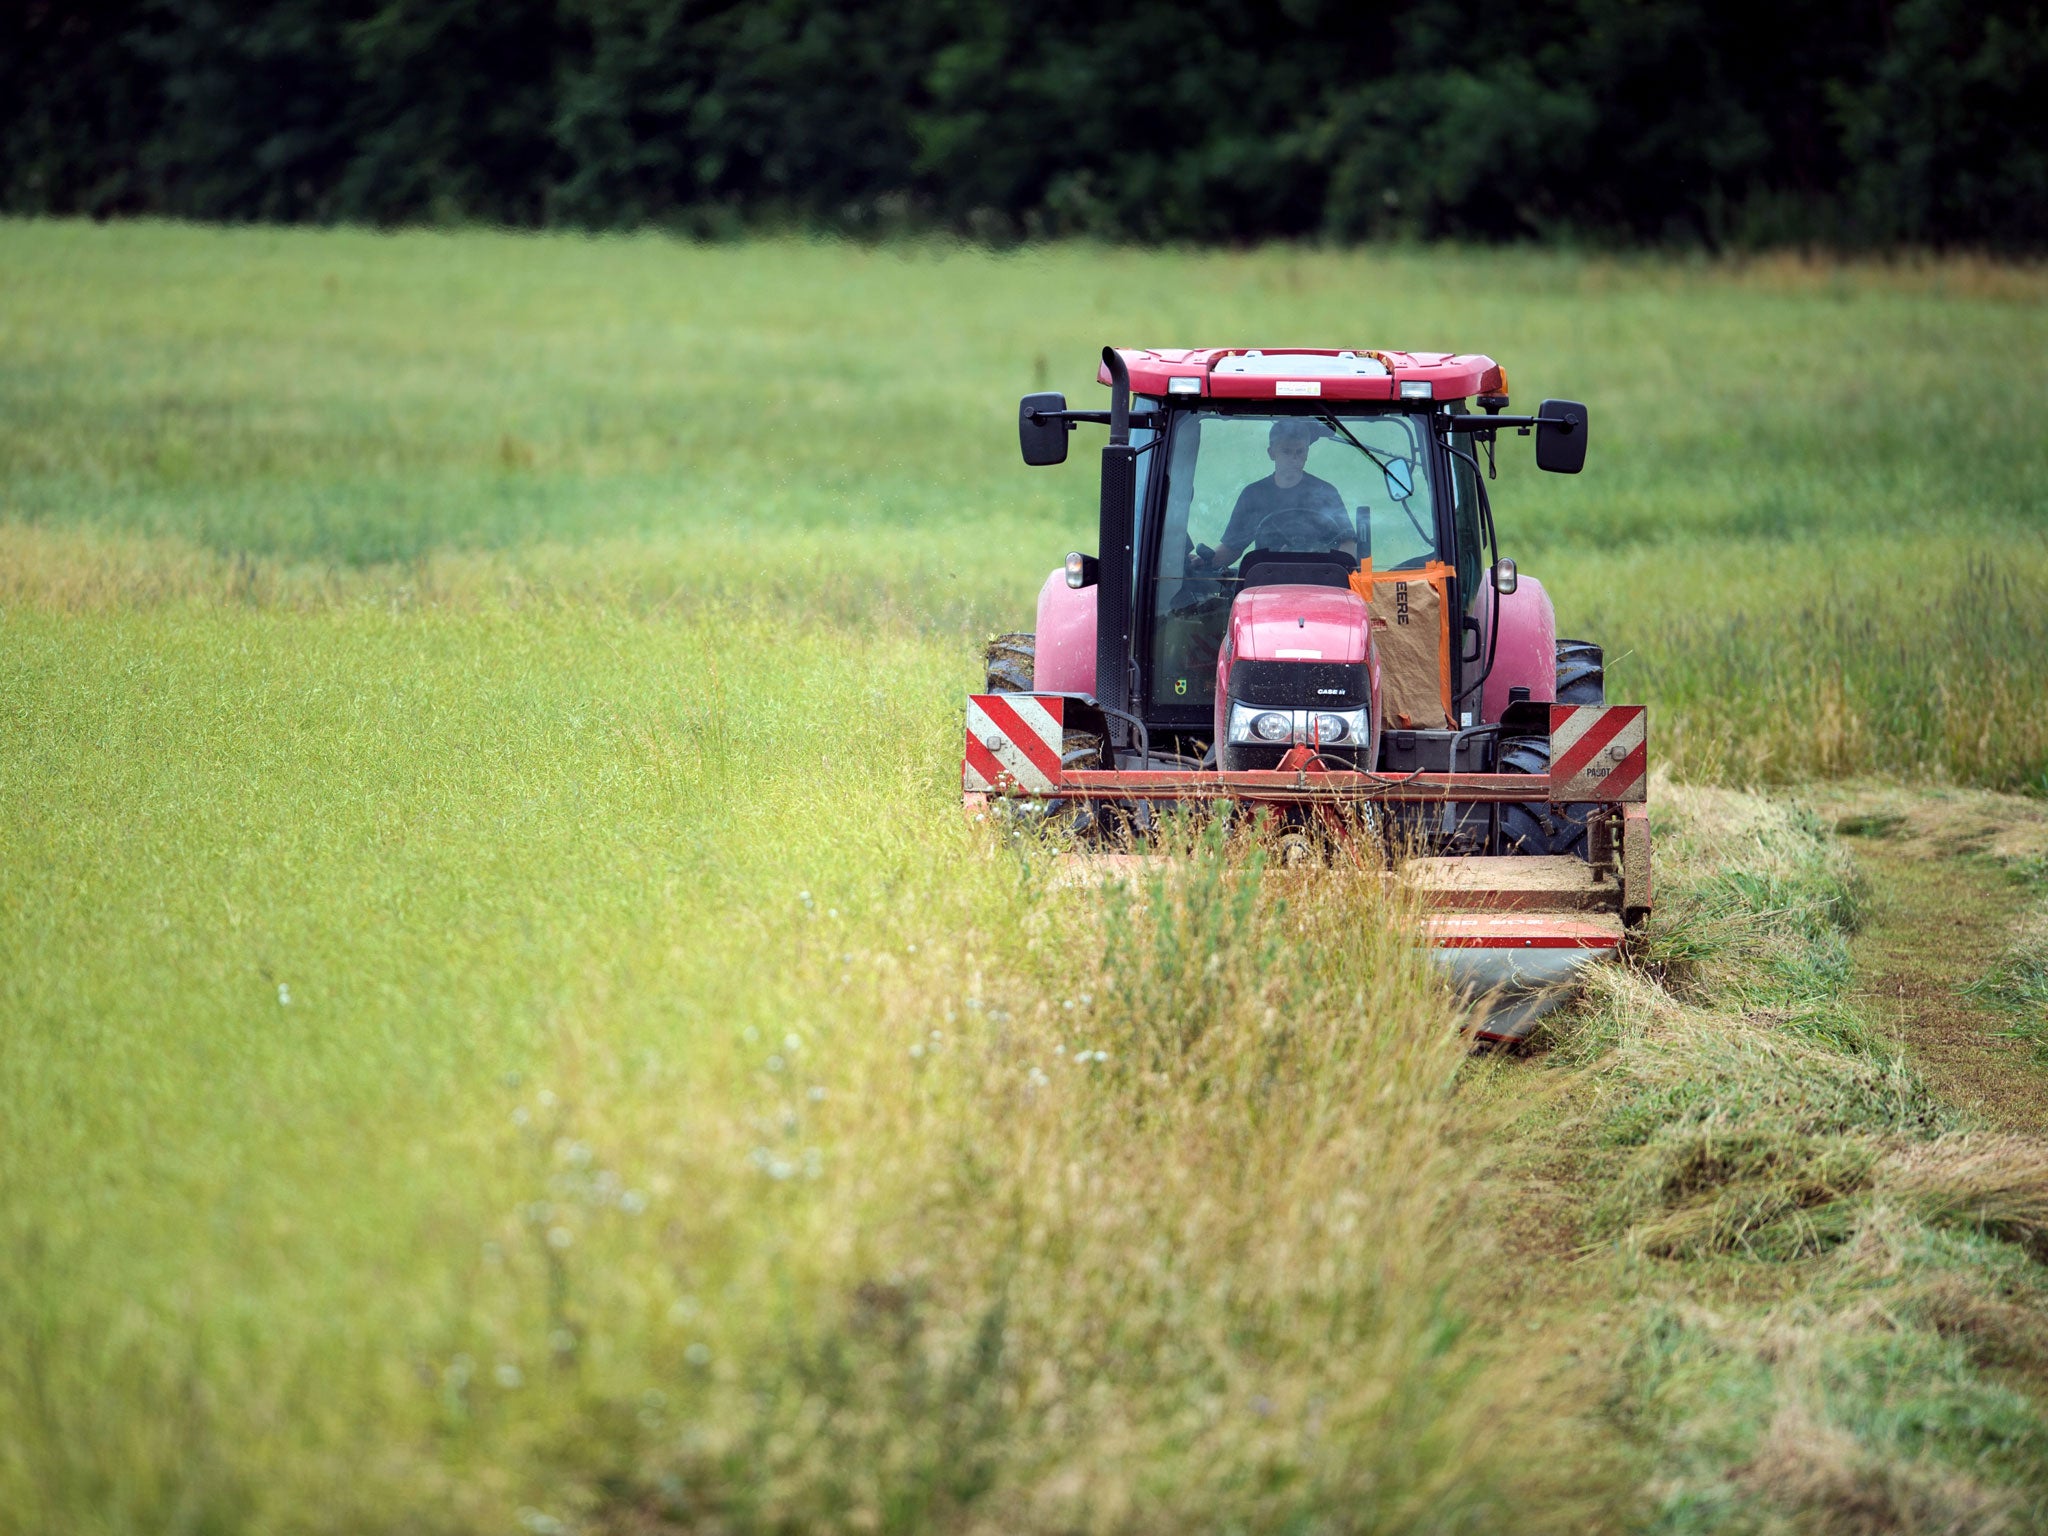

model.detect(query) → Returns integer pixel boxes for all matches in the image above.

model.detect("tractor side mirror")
[1381,457,1415,501]
[1493,558,1518,595]
[1019,392,1069,466]
[1535,399,1588,474]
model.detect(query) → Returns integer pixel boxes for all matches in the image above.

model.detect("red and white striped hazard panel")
[1549,705,1647,803]
[964,694,1065,795]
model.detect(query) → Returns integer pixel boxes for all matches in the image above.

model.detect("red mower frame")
[964,693,1652,937]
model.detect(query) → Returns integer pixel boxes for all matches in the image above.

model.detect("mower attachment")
[964,692,1654,1040]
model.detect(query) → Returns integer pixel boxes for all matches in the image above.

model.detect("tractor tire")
[1555,639,1605,706]
[1057,726,1105,776]
[1016,725,1106,840]
[1497,734,1592,860]
[980,630,1105,832]
[1534,638,1606,857]
[984,632,1035,693]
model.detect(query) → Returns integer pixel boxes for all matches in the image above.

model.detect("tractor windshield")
[1147,411,1439,712]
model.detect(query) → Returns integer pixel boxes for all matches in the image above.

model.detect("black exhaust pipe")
[1095,346,1137,743]
[1105,343,1131,447]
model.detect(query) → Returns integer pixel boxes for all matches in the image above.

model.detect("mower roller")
[964,346,1651,1040]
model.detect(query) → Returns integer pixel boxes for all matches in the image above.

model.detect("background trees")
[5,0,2044,246]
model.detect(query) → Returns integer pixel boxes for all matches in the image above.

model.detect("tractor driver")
[1189,418,1355,573]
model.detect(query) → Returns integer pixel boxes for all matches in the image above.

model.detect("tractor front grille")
[1227,659,1370,709]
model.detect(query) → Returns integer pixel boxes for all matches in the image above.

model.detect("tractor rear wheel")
[1555,639,1605,706]
[984,632,1035,693]
[1497,736,1590,858]
[1018,726,1106,840]
[1497,640,1605,858]
[1057,727,1105,775]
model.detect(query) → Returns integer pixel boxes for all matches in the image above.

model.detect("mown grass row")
[1521,787,2048,1531]
[1972,861,2048,1059]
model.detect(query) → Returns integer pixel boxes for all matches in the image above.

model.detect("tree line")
[5,0,2045,248]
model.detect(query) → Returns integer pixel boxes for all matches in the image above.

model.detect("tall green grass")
[3,222,2046,786]
[1,595,1520,1531]
[1562,545,2048,791]
[1968,860,2048,1057]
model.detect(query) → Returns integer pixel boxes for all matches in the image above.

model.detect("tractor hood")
[1224,584,1370,666]
[1214,583,1378,766]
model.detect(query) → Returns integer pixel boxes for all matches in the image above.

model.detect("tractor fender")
[1478,574,1558,723]
[1032,568,1097,694]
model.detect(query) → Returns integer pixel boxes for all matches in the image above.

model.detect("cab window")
[1447,443,1485,612]
[1145,410,1439,712]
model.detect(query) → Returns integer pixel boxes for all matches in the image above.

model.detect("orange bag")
[1348,560,1455,729]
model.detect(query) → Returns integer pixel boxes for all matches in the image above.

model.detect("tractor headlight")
[1226,704,1285,745]
[1226,703,1369,746]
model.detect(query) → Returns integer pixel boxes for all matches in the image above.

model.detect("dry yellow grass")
[1882,1136,2048,1254]
[1737,1403,2012,1536]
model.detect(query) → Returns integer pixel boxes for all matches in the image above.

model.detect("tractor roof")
[1099,347,1505,404]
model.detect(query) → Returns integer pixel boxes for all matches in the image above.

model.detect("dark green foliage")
[5,0,2046,245]
[1,0,171,216]
[1835,0,2048,249]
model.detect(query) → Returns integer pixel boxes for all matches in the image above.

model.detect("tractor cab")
[1013,349,1590,836]
[1138,402,1479,749]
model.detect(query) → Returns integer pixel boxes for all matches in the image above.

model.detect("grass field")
[4,220,2048,1533]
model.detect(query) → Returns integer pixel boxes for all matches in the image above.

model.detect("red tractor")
[964,347,1651,1038]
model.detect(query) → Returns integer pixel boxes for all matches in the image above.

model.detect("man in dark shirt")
[1191,418,1355,572]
